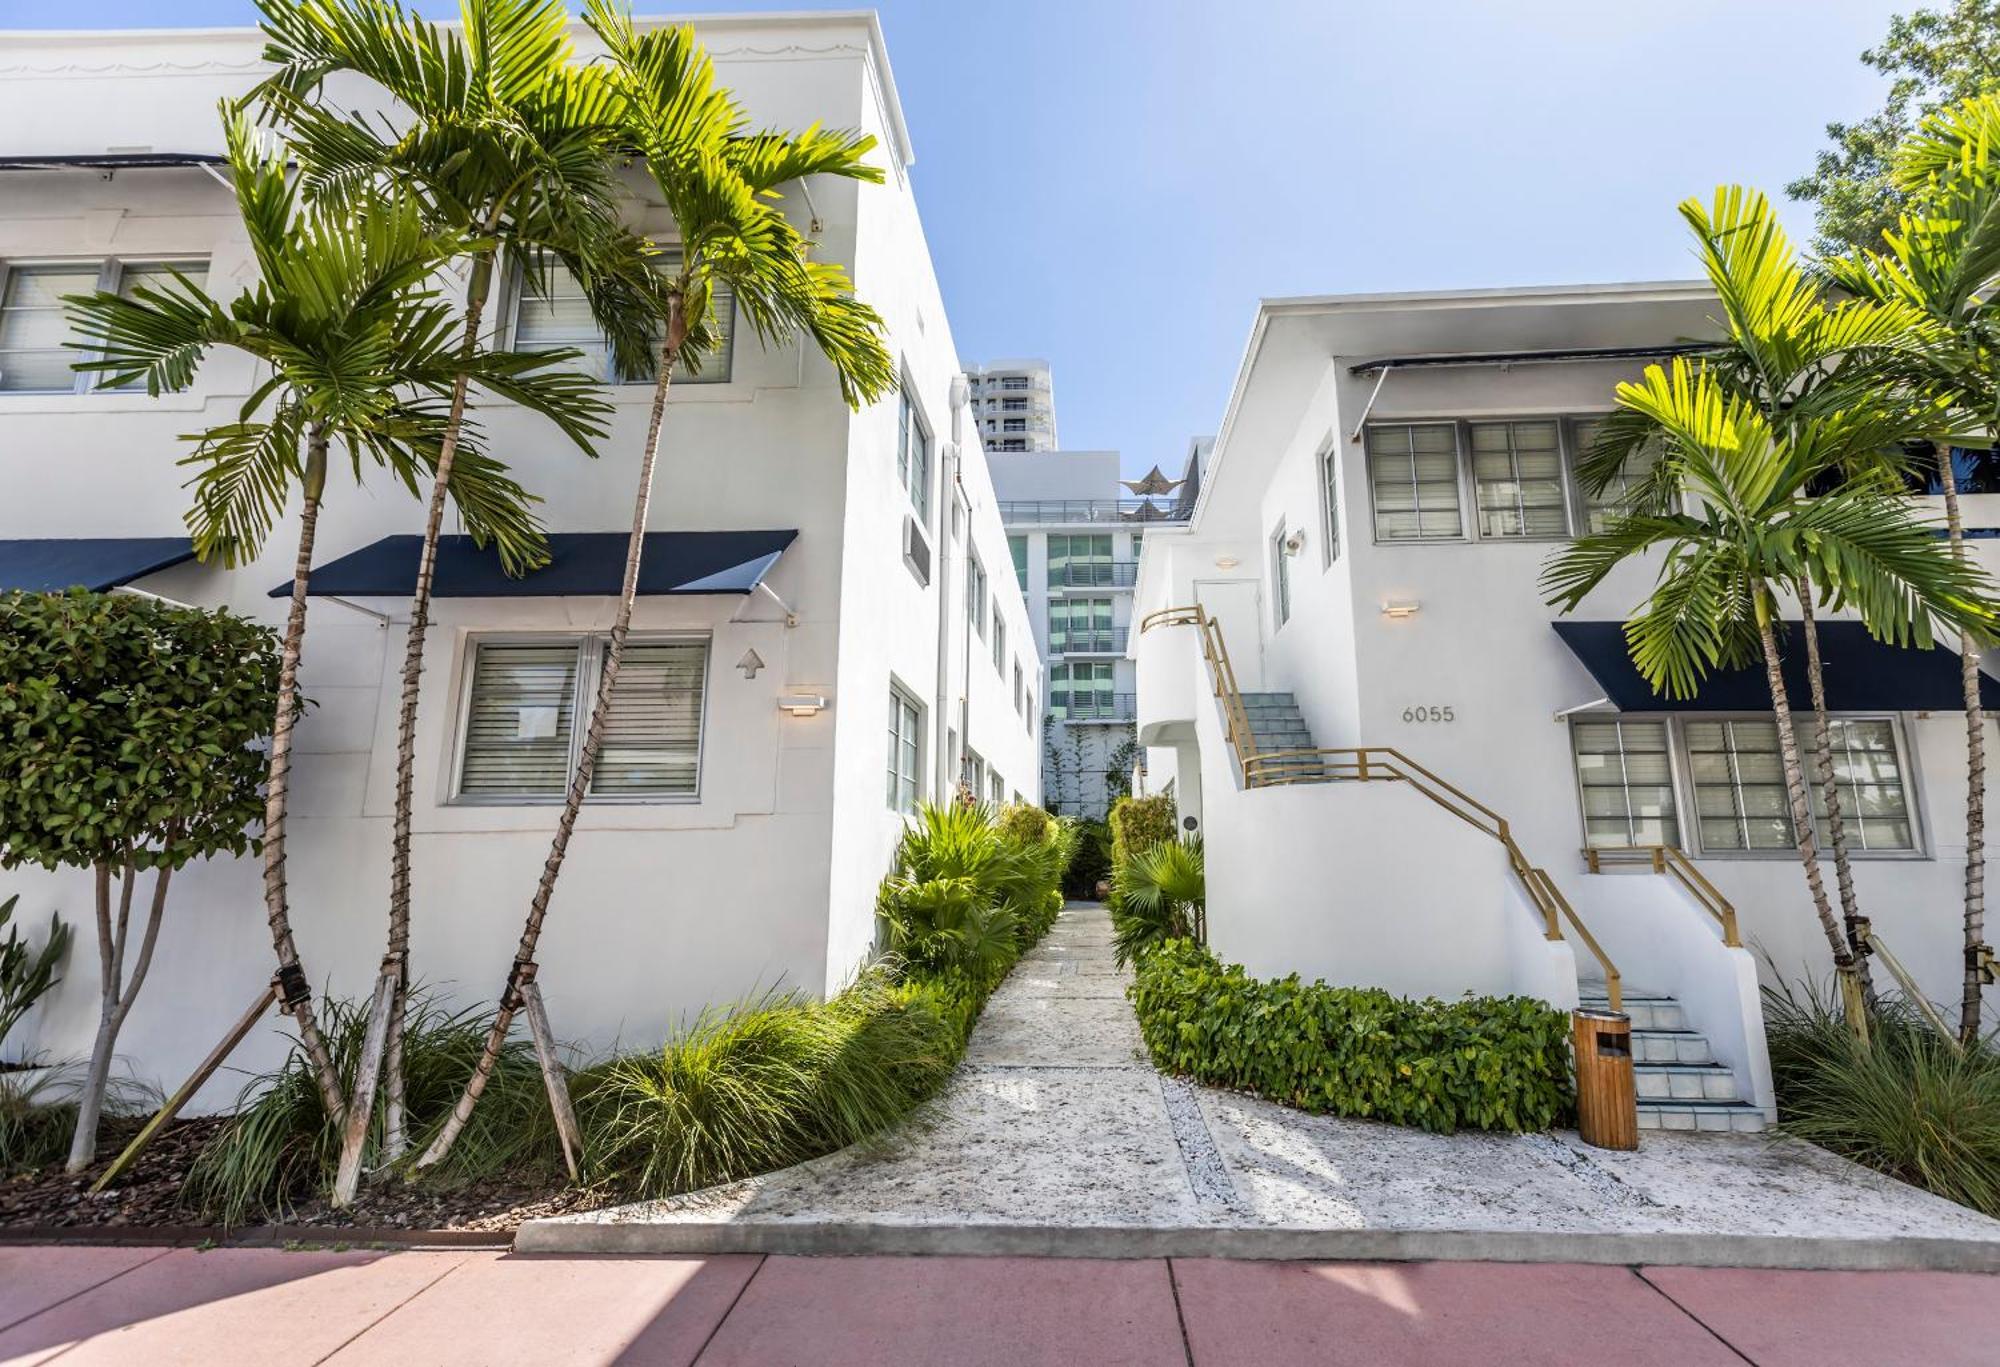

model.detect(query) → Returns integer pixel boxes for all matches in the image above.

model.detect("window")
[1684,719,1794,852]
[1049,598,1114,654]
[964,746,986,795]
[993,615,1007,673]
[1468,420,1569,539]
[888,686,923,813]
[1319,440,1341,567]
[1025,691,1035,733]
[1570,719,1680,849]
[2,258,209,393]
[1009,535,1028,589]
[897,384,933,522]
[457,637,707,801]
[1003,397,1027,411]
[1367,422,1463,541]
[1002,375,1029,390]
[1050,661,1114,719]
[993,438,1027,452]
[1807,717,1914,851]
[1013,661,1024,713]
[966,555,988,640]
[511,256,732,385]
[990,771,1005,805]
[1047,533,1111,588]
[1003,418,1026,432]
[1270,520,1291,627]
[1571,416,1663,534]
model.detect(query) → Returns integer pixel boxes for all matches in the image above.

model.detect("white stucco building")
[0,16,1041,1103]
[1135,282,2000,1132]
[965,357,1057,452]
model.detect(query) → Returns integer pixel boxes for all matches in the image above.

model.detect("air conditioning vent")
[903,515,932,586]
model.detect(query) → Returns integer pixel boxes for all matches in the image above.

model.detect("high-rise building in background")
[966,358,1058,451]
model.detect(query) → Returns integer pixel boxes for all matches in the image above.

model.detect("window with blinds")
[1469,420,1569,538]
[1571,416,1663,533]
[1366,422,1463,541]
[511,256,733,385]
[1570,718,1679,849]
[888,686,922,813]
[1806,717,1914,851]
[1684,719,1793,852]
[455,636,708,802]
[1,259,210,393]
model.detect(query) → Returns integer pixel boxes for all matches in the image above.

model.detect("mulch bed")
[2,1116,617,1238]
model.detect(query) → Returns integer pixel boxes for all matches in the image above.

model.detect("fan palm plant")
[63,106,579,1129]
[1573,186,1958,1002]
[1548,352,1997,1031]
[1110,838,1205,967]
[1826,94,2000,1041]
[252,0,633,1169]
[415,4,896,1169]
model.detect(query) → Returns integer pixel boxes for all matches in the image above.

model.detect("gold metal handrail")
[1139,606,1622,1009]
[1583,845,1741,948]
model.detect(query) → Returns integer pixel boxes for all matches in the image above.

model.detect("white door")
[1193,577,1265,692]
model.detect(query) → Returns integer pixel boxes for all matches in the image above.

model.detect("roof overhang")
[0,538,197,593]
[0,153,225,172]
[276,530,798,599]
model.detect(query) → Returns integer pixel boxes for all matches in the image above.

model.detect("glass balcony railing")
[999,499,1188,526]
[1049,629,1128,655]
[1050,691,1136,721]
[1054,560,1138,589]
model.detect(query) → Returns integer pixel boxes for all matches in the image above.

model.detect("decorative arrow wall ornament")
[736,648,765,680]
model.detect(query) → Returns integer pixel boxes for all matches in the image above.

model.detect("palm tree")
[253,0,631,1163]
[416,4,896,1169]
[1547,355,1997,1033]
[1575,187,1951,1000]
[1826,93,2000,1041]
[64,106,583,1136]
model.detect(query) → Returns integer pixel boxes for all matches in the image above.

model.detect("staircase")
[1238,692,1325,782]
[1580,987,1766,1133]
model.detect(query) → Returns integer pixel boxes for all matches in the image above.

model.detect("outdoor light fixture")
[1213,555,1240,569]
[777,693,828,717]
[1380,600,1421,619]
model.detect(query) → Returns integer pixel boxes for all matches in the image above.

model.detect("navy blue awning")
[1553,619,2000,712]
[0,538,197,593]
[278,530,797,599]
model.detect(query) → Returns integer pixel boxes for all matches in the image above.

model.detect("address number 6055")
[1401,705,1455,723]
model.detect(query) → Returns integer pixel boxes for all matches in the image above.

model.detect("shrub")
[577,970,960,1198]
[996,803,1054,847]
[1765,980,2000,1217]
[1109,794,1176,870]
[1130,940,1573,1133]
[1,896,70,1058]
[185,991,560,1225]
[1061,818,1112,900]
[1110,838,1205,966]
[1,1065,80,1176]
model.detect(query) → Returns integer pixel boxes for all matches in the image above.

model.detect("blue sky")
[9,1,1906,474]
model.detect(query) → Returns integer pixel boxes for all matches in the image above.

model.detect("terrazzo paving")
[524,903,2000,1266]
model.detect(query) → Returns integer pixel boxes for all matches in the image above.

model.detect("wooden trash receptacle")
[1572,1008,1638,1151]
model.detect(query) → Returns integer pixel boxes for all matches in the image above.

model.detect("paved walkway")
[526,904,2000,1269]
[4,1245,2000,1365]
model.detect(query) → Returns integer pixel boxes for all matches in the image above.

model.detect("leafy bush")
[996,803,1054,847]
[1766,980,2000,1217]
[576,970,959,1198]
[1,896,70,1057]
[878,801,1070,989]
[185,991,561,1225]
[995,804,1072,946]
[1061,818,1112,900]
[1130,940,1573,1133]
[1110,838,1205,966]
[1109,794,1177,871]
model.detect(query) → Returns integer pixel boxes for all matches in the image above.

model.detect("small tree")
[0,592,278,1171]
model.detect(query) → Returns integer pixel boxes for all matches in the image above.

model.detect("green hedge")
[1109,793,1176,870]
[1130,940,1573,1133]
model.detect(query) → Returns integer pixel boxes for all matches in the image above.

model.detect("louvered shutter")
[589,641,708,796]
[459,643,579,797]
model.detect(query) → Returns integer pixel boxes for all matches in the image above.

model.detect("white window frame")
[504,252,733,387]
[1565,711,1927,860]
[1364,416,1596,546]
[1318,436,1341,568]
[449,631,711,806]
[889,682,925,814]
[966,553,988,640]
[897,379,934,525]
[0,256,211,395]
[1568,716,1685,852]
[993,614,1007,674]
[1270,519,1291,629]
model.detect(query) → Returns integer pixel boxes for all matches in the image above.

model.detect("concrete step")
[1634,1062,1740,1102]
[1578,996,1686,1032]
[1239,692,1296,706]
[1636,1098,1767,1134]
[1630,1029,1713,1065]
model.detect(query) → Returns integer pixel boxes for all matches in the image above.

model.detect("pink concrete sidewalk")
[3,1246,1997,1365]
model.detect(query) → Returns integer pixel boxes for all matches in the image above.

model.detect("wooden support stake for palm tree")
[333,965,399,1205]
[520,974,582,1182]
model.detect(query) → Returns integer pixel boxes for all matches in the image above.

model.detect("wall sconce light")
[1380,601,1421,620]
[778,693,828,717]
[1283,529,1306,556]
[1213,555,1240,570]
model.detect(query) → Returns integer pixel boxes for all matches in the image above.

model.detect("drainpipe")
[934,374,971,801]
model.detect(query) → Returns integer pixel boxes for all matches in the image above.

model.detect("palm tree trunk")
[1796,574,1873,1000]
[1938,448,1988,1043]
[266,427,347,1124]
[417,298,687,1171]
[352,249,498,1180]
[1756,591,1865,1035]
